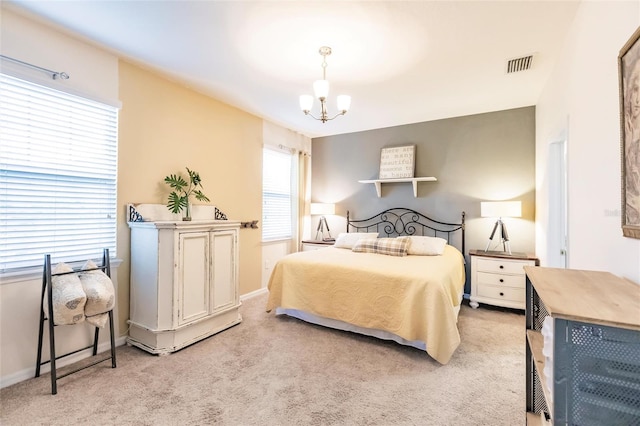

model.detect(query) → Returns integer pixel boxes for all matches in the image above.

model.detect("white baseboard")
[0,335,127,390]
[240,287,268,301]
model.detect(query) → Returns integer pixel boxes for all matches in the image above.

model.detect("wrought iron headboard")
[346,208,466,255]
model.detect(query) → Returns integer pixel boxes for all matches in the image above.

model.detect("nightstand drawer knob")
[500,279,504,283]
[499,292,504,296]
[499,265,504,269]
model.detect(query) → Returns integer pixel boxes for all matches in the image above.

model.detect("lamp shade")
[310,203,335,216]
[299,95,314,112]
[337,95,351,112]
[313,79,329,99]
[481,201,522,218]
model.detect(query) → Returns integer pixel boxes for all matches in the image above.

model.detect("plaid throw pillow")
[352,236,410,257]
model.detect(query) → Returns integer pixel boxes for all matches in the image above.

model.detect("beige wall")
[261,121,313,287]
[0,6,123,387]
[0,6,268,387]
[0,6,119,105]
[117,60,264,333]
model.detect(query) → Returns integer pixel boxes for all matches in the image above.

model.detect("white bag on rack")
[49,263,86,325]
[79,260,115,328]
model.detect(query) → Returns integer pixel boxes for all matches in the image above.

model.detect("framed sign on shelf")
[619,26,640,239]
[379,145,415,179]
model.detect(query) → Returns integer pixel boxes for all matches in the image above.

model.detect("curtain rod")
[0,54,69,80]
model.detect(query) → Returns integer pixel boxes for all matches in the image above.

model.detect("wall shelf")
[358,177,437,197]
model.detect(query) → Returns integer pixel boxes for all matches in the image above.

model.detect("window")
[262,147,295,241]
[0,73,118,273]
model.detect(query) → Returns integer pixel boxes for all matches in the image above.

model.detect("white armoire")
[127,209,241,355]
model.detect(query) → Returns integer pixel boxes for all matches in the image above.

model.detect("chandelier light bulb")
[337,95,351,113]
[299,95,314,112]
[313,79,329,99]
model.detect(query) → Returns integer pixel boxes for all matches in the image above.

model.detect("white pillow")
[407,236,447,255]
[334,232,379,249]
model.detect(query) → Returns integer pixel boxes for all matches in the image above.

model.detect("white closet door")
[548,140,567,268]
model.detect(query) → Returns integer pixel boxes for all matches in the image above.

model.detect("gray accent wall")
[311,106,536,294]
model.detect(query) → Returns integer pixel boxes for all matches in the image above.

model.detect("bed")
[266,208,466,364]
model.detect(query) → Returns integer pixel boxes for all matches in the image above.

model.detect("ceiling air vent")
[506,55,534,74]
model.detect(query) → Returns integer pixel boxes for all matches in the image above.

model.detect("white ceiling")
[6,1,580,138]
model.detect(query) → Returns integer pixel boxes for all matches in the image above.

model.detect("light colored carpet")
[0,293,525,425]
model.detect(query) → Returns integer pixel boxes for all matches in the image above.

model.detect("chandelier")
[299,46,351,123]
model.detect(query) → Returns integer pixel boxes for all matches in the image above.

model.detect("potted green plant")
[164,167,210,221]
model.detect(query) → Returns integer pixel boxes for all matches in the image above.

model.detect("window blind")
[0,73,118,273]
[262,148,293,241]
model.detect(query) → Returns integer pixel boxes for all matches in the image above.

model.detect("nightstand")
[469,249,539,310]
[301,239,335,251]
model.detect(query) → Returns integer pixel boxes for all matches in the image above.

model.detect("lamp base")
[484,242,512,255]
[484,218,512,255]
[315,216,332,241]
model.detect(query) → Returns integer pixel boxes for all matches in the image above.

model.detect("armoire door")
[210,230,237,312]
[177,231,210,325]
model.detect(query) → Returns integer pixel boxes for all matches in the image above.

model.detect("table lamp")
[481,201,521,255]
[310,203,335,241]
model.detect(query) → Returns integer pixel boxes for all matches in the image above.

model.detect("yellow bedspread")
[266,245,466,364]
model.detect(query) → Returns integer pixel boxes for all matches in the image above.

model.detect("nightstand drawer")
[477,284,525,303]
[475,258,528,275]
[477,271,526,289]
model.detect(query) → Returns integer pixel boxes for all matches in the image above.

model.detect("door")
[548,140,567,268]
[210,229,237,312]
[177,231,210,325]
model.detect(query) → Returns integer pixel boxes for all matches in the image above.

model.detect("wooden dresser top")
[524,266,640,331]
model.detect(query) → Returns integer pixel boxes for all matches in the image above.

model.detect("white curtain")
[295,151,312,251]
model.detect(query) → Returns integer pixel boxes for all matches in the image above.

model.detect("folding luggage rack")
[35,248,116,395]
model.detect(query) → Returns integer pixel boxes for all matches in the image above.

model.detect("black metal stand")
[35,248,117,395]
[484,218,512,254]
[315,216,333,241]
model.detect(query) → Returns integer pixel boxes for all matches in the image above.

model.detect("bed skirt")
[275,294,462,353]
